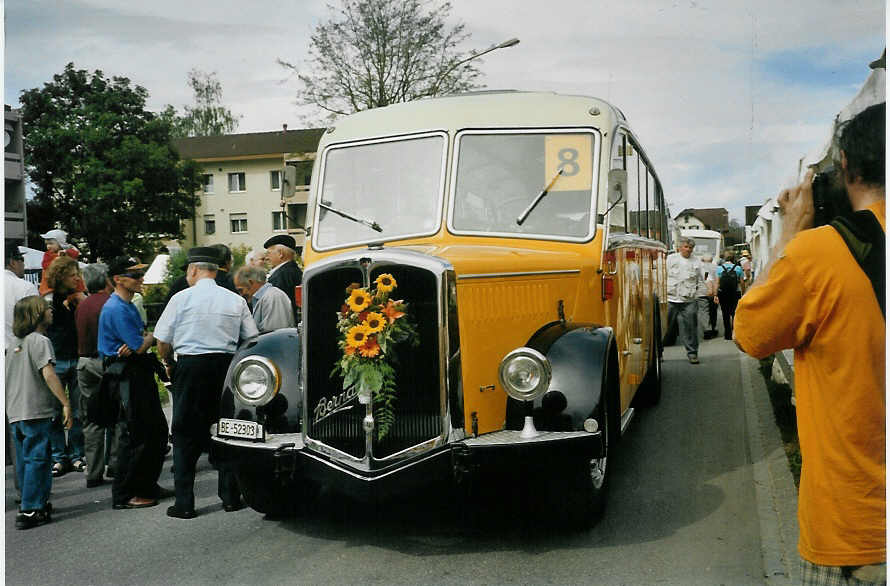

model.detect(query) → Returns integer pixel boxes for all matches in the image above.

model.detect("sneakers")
[688,354,700,364]
[16,507,51,530]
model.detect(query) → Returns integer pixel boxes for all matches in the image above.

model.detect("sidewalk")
[738,350,800,584]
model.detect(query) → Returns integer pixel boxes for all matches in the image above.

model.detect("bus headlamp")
[498,347,551,402]
[232,356,280,405]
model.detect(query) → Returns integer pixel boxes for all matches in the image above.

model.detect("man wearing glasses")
[98,256,171,510]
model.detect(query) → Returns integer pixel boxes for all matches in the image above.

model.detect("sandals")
[71,460,86,473]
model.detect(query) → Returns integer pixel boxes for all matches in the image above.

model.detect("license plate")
[217,418,263,441]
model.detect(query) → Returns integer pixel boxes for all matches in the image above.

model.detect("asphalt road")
[5,338,777,585]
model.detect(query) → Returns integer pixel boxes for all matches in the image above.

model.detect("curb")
[739,351,800,584]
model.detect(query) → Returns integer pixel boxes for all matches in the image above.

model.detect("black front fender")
[220,327,302,434]
[506,323,615,432]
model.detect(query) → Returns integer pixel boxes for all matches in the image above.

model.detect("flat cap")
[181,246,220,269]
[263,234,296,250]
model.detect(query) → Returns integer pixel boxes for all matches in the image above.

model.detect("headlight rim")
[498,346,552,402]
[232,355,281,406]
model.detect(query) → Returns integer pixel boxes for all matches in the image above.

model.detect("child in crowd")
[5,295,73,530]
[38,229,85,296]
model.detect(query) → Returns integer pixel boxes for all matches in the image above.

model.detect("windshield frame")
[447,127,602,243]
[311,130,449,252]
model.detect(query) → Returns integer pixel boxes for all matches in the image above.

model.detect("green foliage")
[279,0,482,120]
[20,63,201,261]
[142,283,168,305]
[230,243,250,271]
[164,249,188,289]
[170,70,240,138]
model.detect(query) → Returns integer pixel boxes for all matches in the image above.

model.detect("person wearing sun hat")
[263,234,302,321]
[37,229,84,296]
[154,246,258,519]
[98,255,172,510]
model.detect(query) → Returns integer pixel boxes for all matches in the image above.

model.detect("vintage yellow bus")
[214,91,670,526]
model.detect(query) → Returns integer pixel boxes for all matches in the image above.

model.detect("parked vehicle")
[680,228,723,261]
[213,91,670,526]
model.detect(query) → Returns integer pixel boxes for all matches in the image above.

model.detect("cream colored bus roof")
[321,91,623,144]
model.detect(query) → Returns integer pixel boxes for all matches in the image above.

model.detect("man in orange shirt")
[734,103,885,584]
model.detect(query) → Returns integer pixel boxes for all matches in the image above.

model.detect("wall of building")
[677,215,705,230]
[191,156,312,253]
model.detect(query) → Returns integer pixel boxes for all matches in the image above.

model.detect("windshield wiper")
[516,168,564,226]
[319,201,383,232]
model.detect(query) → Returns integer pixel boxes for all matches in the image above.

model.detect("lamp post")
[426,37,520,97]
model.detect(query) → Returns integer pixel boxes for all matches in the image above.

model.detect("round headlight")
[232,356,280,405]
[498,347,551,402]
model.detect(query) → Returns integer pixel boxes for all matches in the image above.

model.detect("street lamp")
[426,37,520,97]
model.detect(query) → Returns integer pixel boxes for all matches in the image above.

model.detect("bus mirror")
[282,164,298,198]
[608,169,627,205]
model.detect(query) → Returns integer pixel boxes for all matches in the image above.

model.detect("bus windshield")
[451,131,598,239]
[315,134,446,250]
[692,237,720,258]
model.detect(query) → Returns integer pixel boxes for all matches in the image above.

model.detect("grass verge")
[758,356,801,487]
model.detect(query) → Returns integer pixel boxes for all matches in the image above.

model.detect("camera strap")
[830,210,885,319]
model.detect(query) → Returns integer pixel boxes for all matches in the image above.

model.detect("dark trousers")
[171,353,239,511]
[110,356,168,505]
[668,300,699,356]
[718,292,740,340]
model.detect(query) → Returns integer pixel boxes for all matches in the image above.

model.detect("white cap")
[39,229,68,246]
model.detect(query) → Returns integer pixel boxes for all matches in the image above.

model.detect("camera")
[811,166,852,226]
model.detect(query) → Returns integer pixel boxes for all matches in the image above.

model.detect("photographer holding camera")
[734,102,885,584]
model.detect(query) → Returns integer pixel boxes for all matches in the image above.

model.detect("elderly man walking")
[666,236,705,364]
[233,265,295,333]
[155,247,258,519]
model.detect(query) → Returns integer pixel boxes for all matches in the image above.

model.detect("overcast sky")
[4,0,885,222]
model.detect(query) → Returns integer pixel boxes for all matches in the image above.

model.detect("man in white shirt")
[233,265,295,333]
[5,245,38,348]
[666,237,705,364]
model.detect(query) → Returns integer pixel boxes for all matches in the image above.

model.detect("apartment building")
[173,127,324,253]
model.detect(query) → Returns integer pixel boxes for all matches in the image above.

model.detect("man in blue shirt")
[155,247,258,519]
[98,256,171,510]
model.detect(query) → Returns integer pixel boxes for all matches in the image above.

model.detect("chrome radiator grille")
[304,262,443,462]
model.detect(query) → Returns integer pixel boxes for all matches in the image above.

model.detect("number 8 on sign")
[545,134,592,191]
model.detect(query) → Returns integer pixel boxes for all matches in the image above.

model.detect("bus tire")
[236,468,298,518]
[638,318,663,406]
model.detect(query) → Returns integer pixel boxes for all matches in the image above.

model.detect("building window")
[270,170,281,191]
[204,214,216,235]
[293,160,313,186]
[228,172,246,193]
[272,210,287,231]
[202,174,214,194]
[230,213,248,233]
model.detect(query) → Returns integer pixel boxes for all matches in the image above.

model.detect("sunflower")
[347,288,371,312]
[359,338,381,358]
[346,324,371,348]
[363,312,385,333]
[374,273,397,293]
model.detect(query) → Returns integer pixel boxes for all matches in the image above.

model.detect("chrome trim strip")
[457,269,580,280]
[620,407,635,435]
[211,432,304,451]
[300,446,450,482]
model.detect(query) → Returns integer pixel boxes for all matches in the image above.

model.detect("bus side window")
[627,140,641,235]
[647,168,658,240]
[609,134,627,233]
[657,184,667,244]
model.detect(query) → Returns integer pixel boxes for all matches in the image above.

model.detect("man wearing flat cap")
[263,234,302,321]
[154,247,258,519]
[162,243,236,307]
[98,256,171,510]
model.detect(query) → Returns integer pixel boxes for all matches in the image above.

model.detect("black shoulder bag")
[830,210,885,318]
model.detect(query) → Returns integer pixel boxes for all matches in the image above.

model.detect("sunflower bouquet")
[331,273,419,439]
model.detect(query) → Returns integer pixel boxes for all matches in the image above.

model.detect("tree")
[20,63,202,261]
[174,69,241,137]
[279,0,482,118]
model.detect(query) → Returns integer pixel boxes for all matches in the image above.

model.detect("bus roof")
[681,228,722,239]
[321,91,625,144]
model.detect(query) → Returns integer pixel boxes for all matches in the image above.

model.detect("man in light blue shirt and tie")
[154,247,258,519]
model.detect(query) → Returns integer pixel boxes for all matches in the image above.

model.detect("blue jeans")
[50,358,84,464]
[668,301,699,356]
[11,418,53,511]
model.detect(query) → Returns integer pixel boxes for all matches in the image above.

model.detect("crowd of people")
[4,232,303,529]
